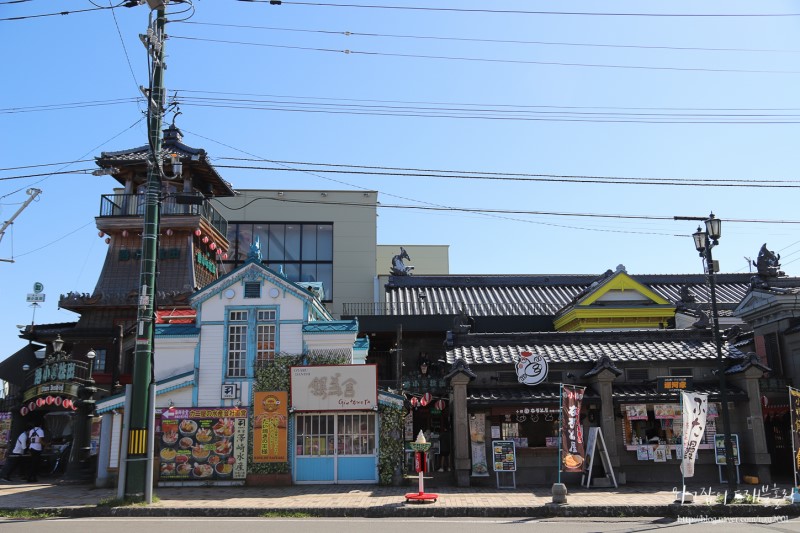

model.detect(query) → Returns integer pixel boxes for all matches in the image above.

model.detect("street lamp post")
[691,213,737,496]
[64,348,97,482]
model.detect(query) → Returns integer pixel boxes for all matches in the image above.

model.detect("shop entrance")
[294,412,377,484]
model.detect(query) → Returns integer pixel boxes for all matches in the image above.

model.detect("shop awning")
[466,384,599,407]
[612,383,748,403]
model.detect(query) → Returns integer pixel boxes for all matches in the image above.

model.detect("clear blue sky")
[1,0,800,360]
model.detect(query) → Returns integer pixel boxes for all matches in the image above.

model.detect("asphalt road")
[2,517,800,532]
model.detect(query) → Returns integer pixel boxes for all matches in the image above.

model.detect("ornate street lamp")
[692,213,737,496]
[63,348,97,482]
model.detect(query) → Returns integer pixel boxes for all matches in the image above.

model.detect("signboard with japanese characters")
[0,412,10,466]
[253,392,288,463]
[290,365,377,411]
[156,406,248,482]
[657,376,692,393]
[561,385,586,473]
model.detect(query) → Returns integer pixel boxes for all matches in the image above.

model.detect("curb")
[11,504,799,519]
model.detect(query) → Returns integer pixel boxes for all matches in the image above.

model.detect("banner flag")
[789,387,800,481]
[680,391,708,478]
[561,385,586,473]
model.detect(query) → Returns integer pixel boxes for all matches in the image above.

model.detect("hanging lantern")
[222,253,228,260]
[20,406,28,416]
[216,248,222,255]
[36,398,45,407]
[98,231,105,238]
[202,236,209,244]
[45,396,55,405]
[434,399,446,410]
[105,237,111,244]
[194,229,202,237]
[410,396,419,407]
[422,392,432,406]
[62,399,72,409]
[209,242,217,250]
[122,230,129,237]
[165,228,174,236]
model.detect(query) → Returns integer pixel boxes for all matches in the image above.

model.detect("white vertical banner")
[680,391,708,478]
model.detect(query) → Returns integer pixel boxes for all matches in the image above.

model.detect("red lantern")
[98,231,105,238]
[122,230,129,237]
[434,399,446,410]
[222,253,228,260]
[202,236,209,244]
[54,397,62,407]
[36,398,45,407]
[209,242,217,250]
[28,401,36,412]
[422,392,432,406]
[20,406,28,416]
[410,397,419,407]
[45,396,54,405]
[105,237,111,244]
[166,228,174,236]
[194,229,202,237]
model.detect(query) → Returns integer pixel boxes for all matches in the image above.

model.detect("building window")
[92,349,107,373]
[337,413,375,455]
[670,368,692,377]
[296,414,335,456]
[225,222,334,300]
[244,282,261,299]
[227,310,248,377]
[256,310,276,364]
[627,369,649,381]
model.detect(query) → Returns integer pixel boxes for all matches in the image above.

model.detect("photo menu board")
[492,440,516,472]
[156,407,248,481]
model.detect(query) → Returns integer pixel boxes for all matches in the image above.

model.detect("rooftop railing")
[99,192,227,236]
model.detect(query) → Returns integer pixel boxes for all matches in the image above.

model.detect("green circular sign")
[33,282,43,294]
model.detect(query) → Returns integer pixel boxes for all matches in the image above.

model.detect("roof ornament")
[248,236,263,262]
[453,306,474,333]
[390,246,414,276]
[753,244,784,278]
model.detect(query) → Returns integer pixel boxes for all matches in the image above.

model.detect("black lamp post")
[691,213,737,496]
[63,348,97,482]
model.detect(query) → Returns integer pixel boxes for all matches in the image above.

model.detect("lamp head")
[693,226,707,254]
[86,349,96,361]
[22,364,30,371]
[52,335,64,354]
[705,213,721,242]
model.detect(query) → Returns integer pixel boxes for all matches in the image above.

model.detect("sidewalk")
[0,480,797,518]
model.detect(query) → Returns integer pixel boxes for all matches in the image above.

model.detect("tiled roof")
[384,274,752,317]
[467,385,599,405]
[611,383,747,403]
[446,330,746,366]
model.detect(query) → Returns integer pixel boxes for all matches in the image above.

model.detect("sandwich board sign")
[582,427,618,488]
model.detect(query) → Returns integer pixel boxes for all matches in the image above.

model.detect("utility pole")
[124,2,167,500]
[0,188,41,263]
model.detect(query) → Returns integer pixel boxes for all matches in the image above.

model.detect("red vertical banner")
[561,385,586,472]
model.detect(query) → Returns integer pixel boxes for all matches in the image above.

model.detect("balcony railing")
[99,192,227,236]
[342,301,561,317]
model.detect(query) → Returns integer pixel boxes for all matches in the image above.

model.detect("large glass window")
[256,310,276,364]
[224,223,334,300]
[227,310,248,377]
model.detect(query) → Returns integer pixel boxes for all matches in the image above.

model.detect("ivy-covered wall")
[378,404,404,485]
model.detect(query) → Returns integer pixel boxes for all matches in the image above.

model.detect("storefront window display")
[622,403,718,449]
[490,408,560,449]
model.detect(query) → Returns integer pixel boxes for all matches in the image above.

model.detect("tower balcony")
[97,192,228,240]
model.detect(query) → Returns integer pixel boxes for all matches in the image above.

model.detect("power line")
[170,35,800,75]
[214,163,800,188]
[240,1,800,18]
[0,97,142,114]
[0,5,110,22]
[0,160,94,172]
[214,158,800,186]
[178,20,800,55]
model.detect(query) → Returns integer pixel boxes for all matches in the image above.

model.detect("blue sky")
[1,0,800,358]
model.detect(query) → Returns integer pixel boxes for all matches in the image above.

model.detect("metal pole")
[789,387,798,487]
[117,385,132,500]
[558,383,563,485]
[125,5,166,500]
[706,244,737,495]
[144,382,155,504]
